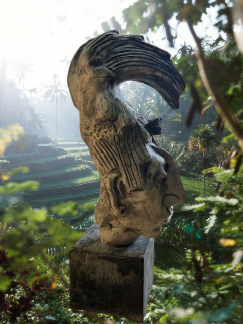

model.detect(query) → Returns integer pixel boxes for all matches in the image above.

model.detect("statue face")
[68,30,185,246]
[95,143,184,246]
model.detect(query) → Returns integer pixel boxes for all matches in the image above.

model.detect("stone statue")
[67,30,185,246]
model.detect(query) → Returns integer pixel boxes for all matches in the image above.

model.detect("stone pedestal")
[69,225,154,323]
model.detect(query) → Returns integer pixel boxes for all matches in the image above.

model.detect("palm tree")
[44,75,67,140]
[133,99,155,119]
[121,81,181,123]
[28,105,46,132]
[147,93,182,123]
[13,59,34,90]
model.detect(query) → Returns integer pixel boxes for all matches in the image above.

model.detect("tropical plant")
[12,59,34,90]
[2,79,38,132]
[105,0,243,149]
[99,2,243,322]
[0,125,111,324]
[27,105,46,132]
[44,75,68,140]
[188,125,219,157]
[167,141,185,167]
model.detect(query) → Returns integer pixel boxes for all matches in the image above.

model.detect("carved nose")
[163,194,181,206]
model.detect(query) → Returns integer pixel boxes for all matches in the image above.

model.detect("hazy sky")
[0,0,218,90]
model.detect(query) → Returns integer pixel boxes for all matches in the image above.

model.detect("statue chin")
[67,30,185,246]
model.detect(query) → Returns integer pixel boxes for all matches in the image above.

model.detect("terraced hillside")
[6,137,216,213]
[7,138,100,208]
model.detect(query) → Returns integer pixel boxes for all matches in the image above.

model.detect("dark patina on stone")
[69,225,154,322]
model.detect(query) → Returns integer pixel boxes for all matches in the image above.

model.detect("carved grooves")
[115,125,149,192]
[91,124,149,192]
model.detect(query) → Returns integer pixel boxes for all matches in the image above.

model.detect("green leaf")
[209,302,237,322]
[0,181,39,194]
[182,203,205,211]
[222,133,236,143]
[10,166,29,176]
[196,195,238,206]
[0,274,11,292]
[205,215,217,233]
[51,201,79,216]
[81,202,96,211]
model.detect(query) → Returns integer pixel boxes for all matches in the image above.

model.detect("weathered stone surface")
[69,225,154,322]
[67,30,185,246]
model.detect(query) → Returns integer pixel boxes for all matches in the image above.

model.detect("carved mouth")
[163,194,181,206]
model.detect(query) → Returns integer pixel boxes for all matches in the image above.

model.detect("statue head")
[68,30,185,246]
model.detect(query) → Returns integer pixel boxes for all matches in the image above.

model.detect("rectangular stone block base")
[69,225,154,323]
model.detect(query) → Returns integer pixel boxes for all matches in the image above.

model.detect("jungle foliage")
[102,0,243,322]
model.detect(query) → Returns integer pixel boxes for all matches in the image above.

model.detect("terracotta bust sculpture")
[68,30,185,246]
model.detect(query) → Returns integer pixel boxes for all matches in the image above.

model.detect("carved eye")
[119,180,126,197]
[118,205,126,216]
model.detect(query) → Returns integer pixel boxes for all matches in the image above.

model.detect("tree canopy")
[102,0,243,150]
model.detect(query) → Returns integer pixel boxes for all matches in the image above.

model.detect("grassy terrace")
[57,142,87,146]
[26,188,100,208]
[181,175,215,201]
[28,175,215,210]
[174,175,216,212]
[64,146,89,151]
[8,154,69,165]
[57,142,85,145]
[80,151,90,156]
[5,152,37,159]
[6,137,216,214]
[12,164,89,180]
[39,170,99,189]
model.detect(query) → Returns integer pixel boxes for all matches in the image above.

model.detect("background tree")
[2,80,29,130]
[12,58,34,90]
[44,75,67,140]
[105,0,243,150]
[27,105,46,132]
[121,81,182,147]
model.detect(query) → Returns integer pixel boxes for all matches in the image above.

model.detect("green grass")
[64,146,88,151]
[56,137,80,141]
[80,151,90,156]
[13,154,69,164]
[26,188,100,207]
[173,175,216,212]
[4,152,35,159]
[57,142,84,145]
[13,164,89,179]
[40,171,100,189]
[181,175,216,200]
[29,154,69,163]
[6,154,72,169]
[70,152,91,159]
[57,142,87,148]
